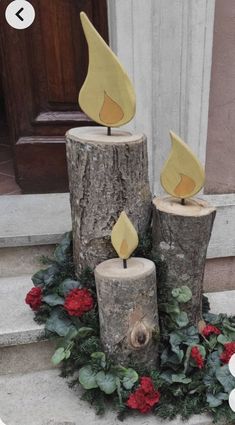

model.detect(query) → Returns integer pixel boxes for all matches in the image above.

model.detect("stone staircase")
[0,194,234,425]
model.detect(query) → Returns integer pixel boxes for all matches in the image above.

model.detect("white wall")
[107,0,235,259]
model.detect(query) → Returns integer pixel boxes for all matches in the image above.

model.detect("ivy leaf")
[216,365,235,393]
[203,313,221,325]
[222,320,235,340]
[96,371,117,394]
[51,347,66,365]
[43,265,59,287]
[91,352,106,368]
[122,368,139,390]
[170,331,184,348]
[172,286,192,303]
[43,294,64,306]
[32,269,48,286]
[161,348,184,365]
[217,334,231,345]
[207,351,221,371]
[173,311,189,328]
[45,309,75,337]
[63,328,78,347]
[160,301,180,315]
[79,366,98,390]
[207,392,228,408]
[54,232,71,264]
[64,348,72,359]
[171,373,192,384]
[59,279,81,296]
[183,326,200,345]
[160,371,173,384]
[77,327,94,338]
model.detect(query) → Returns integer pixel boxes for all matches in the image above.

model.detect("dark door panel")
[0,0,108,193]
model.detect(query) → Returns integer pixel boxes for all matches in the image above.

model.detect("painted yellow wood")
[79,12,136,127]
[111,211,139,259]
[160,131,205,199]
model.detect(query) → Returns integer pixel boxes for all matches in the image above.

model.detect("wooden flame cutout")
[160,131,205,199]
[79,12,136,127]
[111,212,139,260]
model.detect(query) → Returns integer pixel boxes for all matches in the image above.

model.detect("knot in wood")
[129,321,151,349]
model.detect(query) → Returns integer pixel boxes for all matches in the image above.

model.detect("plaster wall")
[205,0,235,194]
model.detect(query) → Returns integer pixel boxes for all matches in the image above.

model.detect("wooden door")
[0,0,108,193]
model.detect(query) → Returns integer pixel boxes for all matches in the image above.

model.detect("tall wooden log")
[66,127,152,274]
[95,257,159,369]
[152,197,216,326]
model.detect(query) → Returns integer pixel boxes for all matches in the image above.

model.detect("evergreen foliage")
[26,232,235,423]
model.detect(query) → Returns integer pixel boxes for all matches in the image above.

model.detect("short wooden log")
[66,127,152,274]
[152,197,216,326]
[95,257,159,369]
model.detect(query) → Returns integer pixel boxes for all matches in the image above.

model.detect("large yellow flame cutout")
[111,212,139,260]
[79,12,136,127]
[160,131,205,199]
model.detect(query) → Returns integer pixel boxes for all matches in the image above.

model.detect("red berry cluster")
[126,376,160,414]
[220,342,235,364]
[202,324,221,338]
[191,346,204,369]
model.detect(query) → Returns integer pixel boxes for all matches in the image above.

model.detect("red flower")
[145,390,160,407]
[25,287,42,311]
[191,346,204,369]
[127,388,151,413]
[64,288,94,317]
[220,342,235,364]
[202,325,221,338]
[140,376,155,393]
[126,376,160,414]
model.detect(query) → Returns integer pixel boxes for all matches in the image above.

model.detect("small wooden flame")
[111,212,139,260]
[160,131,205,199]
[99,92,124,125]
[79,12,136,127]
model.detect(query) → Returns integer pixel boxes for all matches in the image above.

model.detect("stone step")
[0,369,213,425]
[0,275,57,375]
[0,245,55,278]
[0,194,71,248]
[0,193,71,278]
[0,273,234,376]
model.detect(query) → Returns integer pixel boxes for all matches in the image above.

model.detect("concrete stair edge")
[0,369,213,425]
[0,193,72,248]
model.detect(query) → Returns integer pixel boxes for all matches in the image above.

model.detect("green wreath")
[25,232,235,423]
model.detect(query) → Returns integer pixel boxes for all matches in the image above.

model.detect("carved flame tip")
[160,131,205,199]
[111,211,139,260]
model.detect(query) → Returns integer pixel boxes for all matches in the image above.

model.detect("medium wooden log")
[66,127,152,273]
[152,197,216,326]
[95,257,159,369]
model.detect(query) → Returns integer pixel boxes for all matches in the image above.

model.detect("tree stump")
[66,127,152,274]
[95,257,159,369]
[152,197,216,326]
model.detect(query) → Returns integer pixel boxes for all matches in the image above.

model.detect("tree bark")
[95,257,159,369]
[152,197,216,326]
[66,127,152,274]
